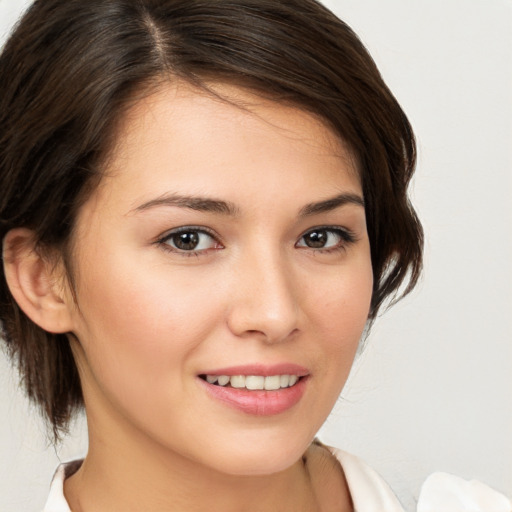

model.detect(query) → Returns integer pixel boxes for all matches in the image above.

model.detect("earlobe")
[2,228,74,334]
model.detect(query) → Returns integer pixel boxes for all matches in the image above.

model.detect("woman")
[0,0,509,510]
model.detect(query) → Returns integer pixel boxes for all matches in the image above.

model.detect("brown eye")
[162,228,218,252]
[302,229,330,248]
[172,231,200,250]
[296,227,355,251]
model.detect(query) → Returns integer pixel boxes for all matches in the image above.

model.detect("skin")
[53,82,373,511]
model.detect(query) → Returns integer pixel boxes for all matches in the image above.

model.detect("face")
[66,83,373,476]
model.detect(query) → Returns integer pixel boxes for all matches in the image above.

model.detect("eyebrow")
[131,191,364,217]
[131,193,240,216]
[299,192,365,217]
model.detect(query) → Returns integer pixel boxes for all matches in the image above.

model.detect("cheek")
[311,255,373,329]
[71,250,223,386]
[306,256,373,372]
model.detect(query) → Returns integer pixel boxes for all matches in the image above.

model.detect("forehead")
[110,81,356,169]
[88,81,361,216]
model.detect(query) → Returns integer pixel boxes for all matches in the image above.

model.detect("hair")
[0,0,423,438]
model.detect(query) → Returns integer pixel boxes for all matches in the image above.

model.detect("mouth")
[197,367,309,416]
[199,374,301,390]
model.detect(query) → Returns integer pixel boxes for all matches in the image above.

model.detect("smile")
[198,371,308,416]
[202,374,300,390]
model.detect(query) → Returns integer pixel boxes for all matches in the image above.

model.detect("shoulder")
[42,460,82,512]
[417,472,511,512]
[323,442,511,512]
[324,444,406,511]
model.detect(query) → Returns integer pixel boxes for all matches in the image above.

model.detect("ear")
[2,228,74,334]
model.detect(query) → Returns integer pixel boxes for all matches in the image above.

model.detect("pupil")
[306,230,327,248]
[174,231,199,250]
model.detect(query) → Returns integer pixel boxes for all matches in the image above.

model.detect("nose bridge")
[227,241,299,343]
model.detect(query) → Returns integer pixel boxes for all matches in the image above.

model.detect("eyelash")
[157,226,222,257]
[156,225,357,257]
[296,226,358,254]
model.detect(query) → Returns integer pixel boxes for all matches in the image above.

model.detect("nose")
[226,248,300,344]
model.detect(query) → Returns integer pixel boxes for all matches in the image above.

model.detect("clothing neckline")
[42,446,404,511]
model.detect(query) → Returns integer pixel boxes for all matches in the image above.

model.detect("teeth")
[264,375,281,390]
[230,375,246,388]
[217,375,230,386]
[204,374,301,390]
[245,375,265,390]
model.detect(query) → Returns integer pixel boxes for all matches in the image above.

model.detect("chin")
[193,428,314,477]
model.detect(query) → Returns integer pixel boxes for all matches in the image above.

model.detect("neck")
[64,415,321,512]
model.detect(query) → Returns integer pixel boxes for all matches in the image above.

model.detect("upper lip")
[199,363,309,377]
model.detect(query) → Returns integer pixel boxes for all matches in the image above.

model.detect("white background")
[1,0,511,510]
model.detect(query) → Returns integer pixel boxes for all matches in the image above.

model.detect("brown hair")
[0,0,423,438]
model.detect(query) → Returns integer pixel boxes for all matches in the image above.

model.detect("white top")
[43,449,511,512]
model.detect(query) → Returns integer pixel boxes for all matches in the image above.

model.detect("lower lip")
[199,377,308,416]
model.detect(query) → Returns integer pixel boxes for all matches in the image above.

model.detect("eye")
[159,227,220,253]
[296,227,355,251]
